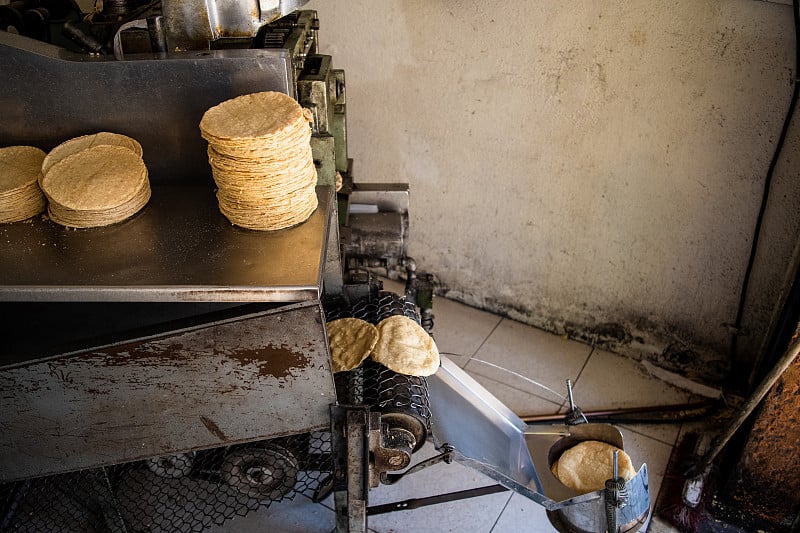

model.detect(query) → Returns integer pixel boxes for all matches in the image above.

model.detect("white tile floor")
[216,280,699,532]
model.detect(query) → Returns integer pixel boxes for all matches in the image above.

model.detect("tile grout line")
[488,491,514,533]
[465,316,505,364]
[554,344,594,411]
[617,423,684,447]
[575,345,595,382]
[571,345,595,388]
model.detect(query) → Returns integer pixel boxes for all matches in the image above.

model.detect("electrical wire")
[440,353,568,401]
[730,0,800,376]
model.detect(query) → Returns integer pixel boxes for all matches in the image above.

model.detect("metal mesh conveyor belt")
[326,292,433,448]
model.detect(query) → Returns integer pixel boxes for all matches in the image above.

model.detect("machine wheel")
[221,445,299,500]
[146,451,196,478]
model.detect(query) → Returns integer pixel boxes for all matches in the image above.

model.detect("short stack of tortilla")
[0,146,47,223]
[40,133,150,228]
[199,91,318,231]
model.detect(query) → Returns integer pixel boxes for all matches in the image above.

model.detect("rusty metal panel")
[0,301,336,482]
[726,353,800,529]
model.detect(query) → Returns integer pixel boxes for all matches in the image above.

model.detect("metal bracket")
[381,444,456,486]
[330,405,429,532]
[331,405,370,533]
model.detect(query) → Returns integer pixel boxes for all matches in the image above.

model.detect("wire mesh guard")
[1,292,432,532]
[0,432,331,533]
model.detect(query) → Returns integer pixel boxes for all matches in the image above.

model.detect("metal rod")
[522,428,571,436]
[519,399,718,424]
[566,379,576,411]
[366,484,508,516]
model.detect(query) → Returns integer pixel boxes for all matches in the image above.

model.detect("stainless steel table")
[0,186,338,482]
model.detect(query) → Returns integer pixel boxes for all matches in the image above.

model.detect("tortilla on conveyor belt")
[551,440,636,493]
[327,318,380,373]
[41,132,143,177]
[40,144,151,228]
[0,146,47,223]
[372,315,440,377]
[199,91,318,231]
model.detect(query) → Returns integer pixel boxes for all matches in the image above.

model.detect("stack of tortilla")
[0,146,47,223]
[40,133,150,228]
[199,91,318,231]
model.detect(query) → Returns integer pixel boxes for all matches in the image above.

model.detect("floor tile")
[490,493,561,533]
[618,423,681,448]
[366,441,512,533]
[618,427,674,511]
[573,349,698,411]
[570,348,700,446]
[431,295,502,368]
[465,319,592,406]
[465,371,563,417]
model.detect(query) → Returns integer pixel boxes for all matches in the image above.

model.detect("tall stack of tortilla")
[40,132,150,228]
[0,146,47,223]
[199,91,318,231]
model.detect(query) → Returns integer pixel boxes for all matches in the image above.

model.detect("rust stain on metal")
[224,343,312,379]
[200,416,228,441]
[85,342,188,366]
[45,337,313,382]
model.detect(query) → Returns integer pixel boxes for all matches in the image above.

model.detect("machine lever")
[380,444,455,485]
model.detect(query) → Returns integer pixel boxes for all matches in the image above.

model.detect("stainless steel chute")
[428,356,651,533]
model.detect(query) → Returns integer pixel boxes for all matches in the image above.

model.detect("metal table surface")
[0,185,333,302]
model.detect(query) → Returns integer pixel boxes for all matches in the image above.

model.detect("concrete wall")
[307,0,800,383]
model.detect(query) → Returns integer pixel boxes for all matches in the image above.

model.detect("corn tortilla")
[372,315,440,377]
[327,318,380,373]
[551,440,636,493]
[42,132,143,176]
[0,146,46,223]
[199,91,306,141]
